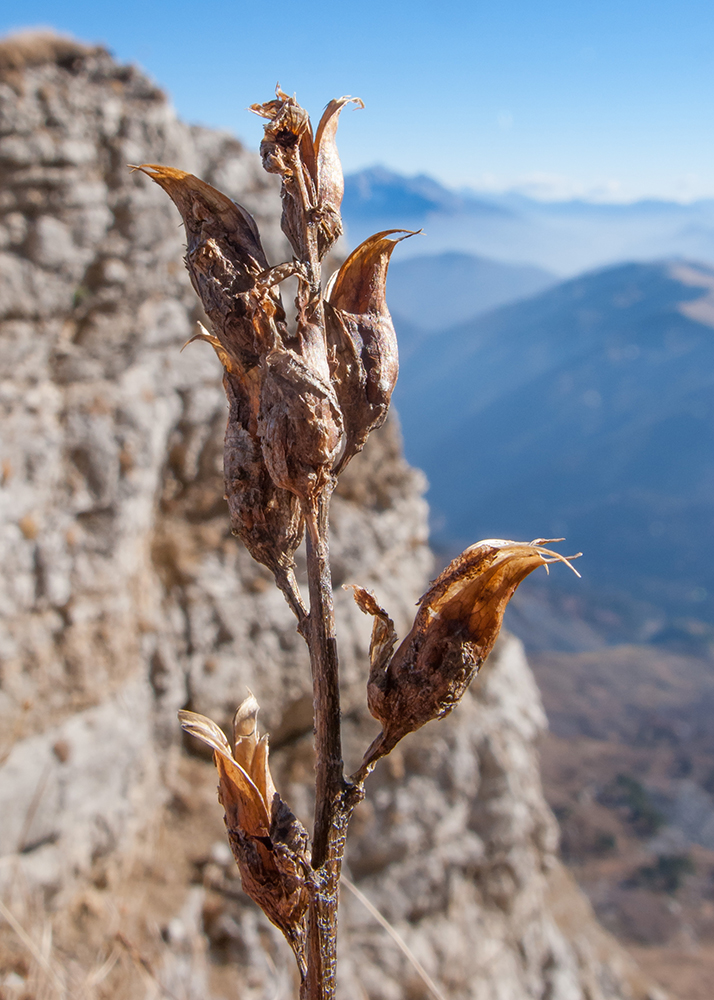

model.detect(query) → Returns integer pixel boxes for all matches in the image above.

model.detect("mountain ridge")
[344,166,714,274]
[392,257,714,631]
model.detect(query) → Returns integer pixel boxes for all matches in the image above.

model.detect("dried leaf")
[363,539,581,763]
[251,735,277,814]
[132,164,281,369]
[178,707,270,836]
[133,164,265,259]
[325,230,417,471]
[232,691,260,759]
[230,693,277,807]
[178,710,233,760]
[346,585,398,674]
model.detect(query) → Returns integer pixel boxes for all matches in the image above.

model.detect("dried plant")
[133,88,580,1000]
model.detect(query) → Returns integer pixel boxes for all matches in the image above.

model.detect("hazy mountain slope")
[344,167,714,275]
[386,251,556,330]
[393,259,714,625]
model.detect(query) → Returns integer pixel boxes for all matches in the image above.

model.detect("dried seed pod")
[258,344,343,527]
[312,96,364,255]
[355,539,581,767]
[252,92,314,259]
[254,274,343,535]
[251,89,363,260]
[180,696,310,970]
[325,230,416,472]
[134,167,307,600]
[223,369,305,581]
[132,164,280,368]
[251,88,315,180]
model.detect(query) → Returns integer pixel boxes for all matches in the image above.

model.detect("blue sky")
[3,0,714,201]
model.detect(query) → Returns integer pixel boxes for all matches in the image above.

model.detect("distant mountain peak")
[342,167,714,275]
[343,166,512,222]
[386,250,557,332]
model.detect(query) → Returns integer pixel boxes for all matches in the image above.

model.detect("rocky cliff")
[0,32,659,1000]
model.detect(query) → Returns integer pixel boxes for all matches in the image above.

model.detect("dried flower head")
[352,539,581,769]
[133,91,408,545]
[179,695,310,968]
[134,84,585,1000]
[251,88,364,260]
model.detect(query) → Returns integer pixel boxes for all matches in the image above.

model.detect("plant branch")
[144,91,572,1000]
[301,485,348,1000]
[274,566,309,634]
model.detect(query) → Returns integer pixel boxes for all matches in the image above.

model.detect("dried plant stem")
[146,90,581,1000]
[341,875,448,1000]
[302,489,360,1000]
[275,566,309,633]
[305,488,342,868]
[295,174,366,996]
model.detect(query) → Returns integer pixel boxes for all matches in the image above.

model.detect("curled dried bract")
[354,539,581,770]
[132,165,277,368]
[325,230,418,472]
[179,695,310,970]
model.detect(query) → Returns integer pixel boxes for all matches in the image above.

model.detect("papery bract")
[355,539,581,766]
[325,230,417,472]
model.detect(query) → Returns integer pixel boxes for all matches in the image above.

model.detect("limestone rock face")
[0,33,655,1000]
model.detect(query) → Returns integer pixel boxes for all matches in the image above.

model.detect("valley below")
[521,624,714,1000]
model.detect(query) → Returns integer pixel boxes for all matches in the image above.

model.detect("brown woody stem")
[300,487,365,1000]
[305,487,342,865]
[293,141,368,1000]
[302,487,342,1000]
[274,566,309,633]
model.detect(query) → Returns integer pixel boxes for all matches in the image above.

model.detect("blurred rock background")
[0,32,658,1000]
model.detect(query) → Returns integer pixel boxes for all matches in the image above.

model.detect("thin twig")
[341,875,449,1000]
[0,897,66,994]
[17,762,51,852]
[115,932,183,1000]
[274,566,309,631]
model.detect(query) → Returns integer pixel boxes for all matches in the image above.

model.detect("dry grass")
[0,31,100,87]
[0,756,217,1000]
